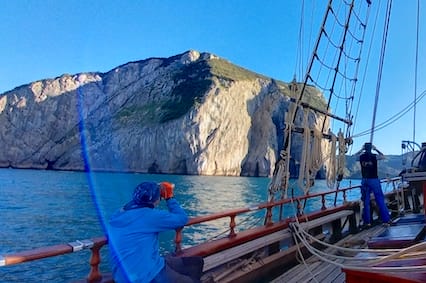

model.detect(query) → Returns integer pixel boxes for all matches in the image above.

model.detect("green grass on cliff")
[116,104,162,125]
[117,56,327,124]
[160,58,273,122]
[207,58,268,81]
[208,58,326,110]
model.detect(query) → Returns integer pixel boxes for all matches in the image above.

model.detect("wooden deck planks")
[283,261,322,283]
[271,224,386,283]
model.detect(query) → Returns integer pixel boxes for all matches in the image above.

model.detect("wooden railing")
[0,177,402,282]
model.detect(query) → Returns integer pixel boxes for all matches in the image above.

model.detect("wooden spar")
[289,97,353,126]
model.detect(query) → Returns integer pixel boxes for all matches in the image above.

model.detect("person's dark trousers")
[361,178,391,225]
[151,256,204,283]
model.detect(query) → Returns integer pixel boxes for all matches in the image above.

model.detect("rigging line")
[312,44,361,84]
[307,76,330,92]
[307,0,316,80]
[369,0,392,144]
[283,0,334,162]
[297,0,333,105]
[349,1,368,25]
[329,5,349,29]
[345,26,365,44]
[319,0,347,85]
[313,52,337,72]
[322,30,363,61]
[295,0,305,80]
[352,89,426,138]
[349,0,379,150]
[312,1,342,94]
[308,1,316,81]
[322,0,356,132]
[331,90,354,100]
[335,3,370,137]
[330,79,346,131]
[354,89,426,137]
[343,4,372,132]
[329,6,366,44]
[316,0,352,93]
[413,0,420,145]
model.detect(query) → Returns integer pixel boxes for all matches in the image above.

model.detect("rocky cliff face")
[0,50,327,176]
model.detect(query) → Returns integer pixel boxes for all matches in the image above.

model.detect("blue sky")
[1,1,424,155]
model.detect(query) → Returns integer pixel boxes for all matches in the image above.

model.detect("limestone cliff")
[0,50,327,176]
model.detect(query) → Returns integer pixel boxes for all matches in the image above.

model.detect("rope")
[350,1,379,145]
[268,103,295,201]
[337,131,346,180]
[291,226,321,283]
[282,181,426,274]
[298,110,310,193]
[286,190,426,274]
[413,0,420,144]
[292,222,399,255]
[326,131,337,189]
[369,0,392,143]
[295,0,305,80]
[290,221,426,272]
[352,89,426,138]
[310,129,324,178]
[297,112,324,195]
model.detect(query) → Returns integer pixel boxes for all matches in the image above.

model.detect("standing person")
[355,142,391,227]
[108,181,204,283]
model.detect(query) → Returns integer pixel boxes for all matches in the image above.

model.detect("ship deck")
[271,224,388,283]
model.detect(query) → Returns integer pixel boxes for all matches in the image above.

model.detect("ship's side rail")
[0,236,109,282]
[185,207,356,274]
[0,177,403,282]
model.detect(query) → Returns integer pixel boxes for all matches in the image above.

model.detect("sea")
[0,168,372,282]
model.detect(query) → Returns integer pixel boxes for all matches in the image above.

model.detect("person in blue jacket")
[108,181,203,283]
[355,143,391,227]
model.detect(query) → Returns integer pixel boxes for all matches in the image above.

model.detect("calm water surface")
[0,168,370,282]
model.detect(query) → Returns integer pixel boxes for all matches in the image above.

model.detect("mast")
[267,0,371,203]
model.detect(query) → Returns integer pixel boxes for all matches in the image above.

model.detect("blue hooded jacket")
[108,198,188,283]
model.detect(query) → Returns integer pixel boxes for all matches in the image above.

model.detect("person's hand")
[160,182,174,199]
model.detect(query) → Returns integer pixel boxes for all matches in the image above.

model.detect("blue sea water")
[0,168,367,282]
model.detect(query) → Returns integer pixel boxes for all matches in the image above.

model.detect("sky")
[0,0,425,155]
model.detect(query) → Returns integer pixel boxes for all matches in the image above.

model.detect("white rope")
[268,105,295,201]
[326,131,337,188]
[281,123,293,200]
[298,110,310,193]
[309,128,323,179]
[297,111,324,195]
[289,218,426,273]
[292,221,399,255]
[284,194,426,275]
[291,222,426,272]
[291,226,320,283]
[337,131,346,180]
